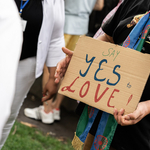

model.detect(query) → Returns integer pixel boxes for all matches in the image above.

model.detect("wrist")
[144,100,150,115]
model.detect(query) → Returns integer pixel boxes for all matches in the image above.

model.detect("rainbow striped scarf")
[72,11,150,150]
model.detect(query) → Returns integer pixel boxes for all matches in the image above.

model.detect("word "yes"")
[79,54,121,86]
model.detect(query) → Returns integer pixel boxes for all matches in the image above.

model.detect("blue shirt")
[64,0,97,35]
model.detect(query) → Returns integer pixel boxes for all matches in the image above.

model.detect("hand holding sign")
[114,100,150,126]
[59,36,150,115]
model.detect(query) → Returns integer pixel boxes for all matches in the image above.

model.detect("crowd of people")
[1,0,150,150]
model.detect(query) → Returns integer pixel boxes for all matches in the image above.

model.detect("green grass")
[2,121,74,150]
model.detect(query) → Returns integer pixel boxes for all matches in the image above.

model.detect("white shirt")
[0,0,22,139]
[36,0,65,78]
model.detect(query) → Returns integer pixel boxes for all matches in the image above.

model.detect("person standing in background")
[64,0,97,51]
[0,0,22,141]
[24,0,98,124]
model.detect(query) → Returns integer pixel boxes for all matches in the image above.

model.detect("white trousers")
[0,57,36,149]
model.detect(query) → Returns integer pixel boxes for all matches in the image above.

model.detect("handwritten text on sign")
[59,36,150,115]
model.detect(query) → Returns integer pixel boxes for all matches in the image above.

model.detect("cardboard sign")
[59,36,150,115]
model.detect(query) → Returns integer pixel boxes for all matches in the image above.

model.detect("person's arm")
[0,0,22,139]
[114,100,150,126]
[96,33,114,43]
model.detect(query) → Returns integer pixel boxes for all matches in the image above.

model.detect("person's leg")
[52,93,64,109]
[24,64,55,124]
[24,76,64,123]
[66,35,80,51]
[64,34,72,48]
[0,57,36,149]
[42,64,49,90]
[43,82,64,120]
[42,64,54,113]
[51,93,64,120]
[43,98,53,113]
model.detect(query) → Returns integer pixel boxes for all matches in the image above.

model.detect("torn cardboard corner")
[59,36,150,115]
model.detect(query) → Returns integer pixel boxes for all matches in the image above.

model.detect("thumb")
[62,47,73,56]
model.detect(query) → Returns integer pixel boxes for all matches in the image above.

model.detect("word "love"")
[61,76,133,108]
